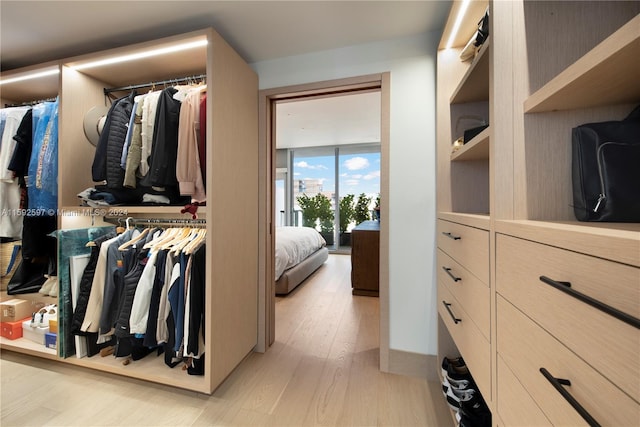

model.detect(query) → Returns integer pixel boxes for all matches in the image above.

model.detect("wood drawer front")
[496,234,640,401]
[498,296,640,427]
[437,220,489,284]
[437,249,490,341]
[438,281,491,399]
[496,233,639,320]
[497,355,551,427]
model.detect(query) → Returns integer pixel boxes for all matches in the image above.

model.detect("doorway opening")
[258,74,390,371]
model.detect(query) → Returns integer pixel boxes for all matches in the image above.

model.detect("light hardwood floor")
[1,254,452,427]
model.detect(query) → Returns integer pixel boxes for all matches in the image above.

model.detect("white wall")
[252,31,441,355]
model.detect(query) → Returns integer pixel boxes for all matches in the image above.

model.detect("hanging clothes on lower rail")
[68,222,206,375]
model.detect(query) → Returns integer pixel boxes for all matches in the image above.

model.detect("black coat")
[92,92,135,188]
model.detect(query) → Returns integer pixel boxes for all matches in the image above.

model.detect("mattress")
[275,226,326,280]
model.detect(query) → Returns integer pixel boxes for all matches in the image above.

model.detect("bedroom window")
[289,144,380,252]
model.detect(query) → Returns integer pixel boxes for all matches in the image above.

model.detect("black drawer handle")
[442,267,462,282]
[442,232,461,240]
[442,301,461,324]
[540,368,601,427]
[539,276,640,330]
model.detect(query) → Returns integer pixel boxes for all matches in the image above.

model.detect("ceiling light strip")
[69,39,208,70]
[0,68,60,85]
[445,0,472,49]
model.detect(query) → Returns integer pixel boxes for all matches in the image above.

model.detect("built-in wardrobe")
[436,1,639,425]
[0,28,259,394]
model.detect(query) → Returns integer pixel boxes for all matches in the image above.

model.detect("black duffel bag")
[572,105,640,222]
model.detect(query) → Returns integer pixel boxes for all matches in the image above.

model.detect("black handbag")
[572,105,640,222]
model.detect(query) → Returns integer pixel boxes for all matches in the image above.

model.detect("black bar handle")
[539,276,640,329]
[540,368,601,427]
[442,267,462,282]
[442,232,461,240]
[442,301,461,324]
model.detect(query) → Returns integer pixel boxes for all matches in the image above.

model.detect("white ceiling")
[276,91,381,149]
[0,1,450,150]
[0,1,450,70]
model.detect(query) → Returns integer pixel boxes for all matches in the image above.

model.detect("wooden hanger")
[117,227,150,251]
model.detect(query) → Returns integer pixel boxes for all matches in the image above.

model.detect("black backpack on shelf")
[572,105,640,222]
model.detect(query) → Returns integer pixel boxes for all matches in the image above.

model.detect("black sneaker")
[441,356,465,378]
[459,393,491,427]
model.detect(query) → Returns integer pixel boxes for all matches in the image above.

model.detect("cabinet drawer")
[437,220,489,284]
[497,355,551,427]
[438,281,491,399]
[437,249,490,341]
[498,296,639,426]
[496,234,640,401]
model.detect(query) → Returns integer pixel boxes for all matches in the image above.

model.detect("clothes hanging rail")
[104,217,207,228]
[4,96,57,108]
[103,74,207,95]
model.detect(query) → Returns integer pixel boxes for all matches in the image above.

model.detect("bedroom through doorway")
[259,74,389,361]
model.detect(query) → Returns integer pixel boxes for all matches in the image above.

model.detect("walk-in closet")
[0,28,259,394]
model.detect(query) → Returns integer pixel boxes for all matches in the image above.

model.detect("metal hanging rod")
[4,96,57,108]
[103,216,206,228]
[103,74,207,95]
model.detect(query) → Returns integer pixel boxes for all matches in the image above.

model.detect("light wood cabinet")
[437,1,640,424]
[0,28,259,395]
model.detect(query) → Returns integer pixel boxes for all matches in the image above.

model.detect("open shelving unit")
[1,28,259,395]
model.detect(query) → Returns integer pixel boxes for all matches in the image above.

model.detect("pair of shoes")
[442,356,475,390]
[441,356,465,378]
[442,376,476,411]
[459,392,491,427]
[31,304,57,328]
[39,275,58,297]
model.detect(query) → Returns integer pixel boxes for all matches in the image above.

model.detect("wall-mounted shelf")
[524,14,640,113]
[451,126,490,161]
[450,39,490,104]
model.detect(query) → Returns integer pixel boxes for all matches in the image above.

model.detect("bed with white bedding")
[275,226,328,295]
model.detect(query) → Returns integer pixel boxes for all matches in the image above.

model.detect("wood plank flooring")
[1,254,452,426]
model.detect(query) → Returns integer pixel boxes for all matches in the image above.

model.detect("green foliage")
[339,194,355,233]
[354,193,372,224]
[296,193,318,228]
[315,193,334,233]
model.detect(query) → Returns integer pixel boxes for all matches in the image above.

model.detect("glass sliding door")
[289,144,380,252]
[291,147,337,249]
[338,144,381,249]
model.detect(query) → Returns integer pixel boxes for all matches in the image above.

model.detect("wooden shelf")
[451,126,490,161]
[495,219,640,268]
[0,337,58,359]
[0,338,209,393]
[450,39,490,104]
[524,14,640,113]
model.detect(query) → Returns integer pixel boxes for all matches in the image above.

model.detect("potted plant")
[373,193,380,221]
[296,193,318,228]
[354,193,372,225]
[315,193,334,245]
[339,194,355,246]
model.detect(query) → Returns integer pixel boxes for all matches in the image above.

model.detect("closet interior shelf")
[103,74,207,95]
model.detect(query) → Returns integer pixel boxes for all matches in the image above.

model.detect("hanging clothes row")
[1,99,59,297]
[87,82,207,208]
[70,223,206,375]
[0,98,59,239]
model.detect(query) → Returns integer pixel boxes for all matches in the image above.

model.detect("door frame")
[257,73,391,371]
